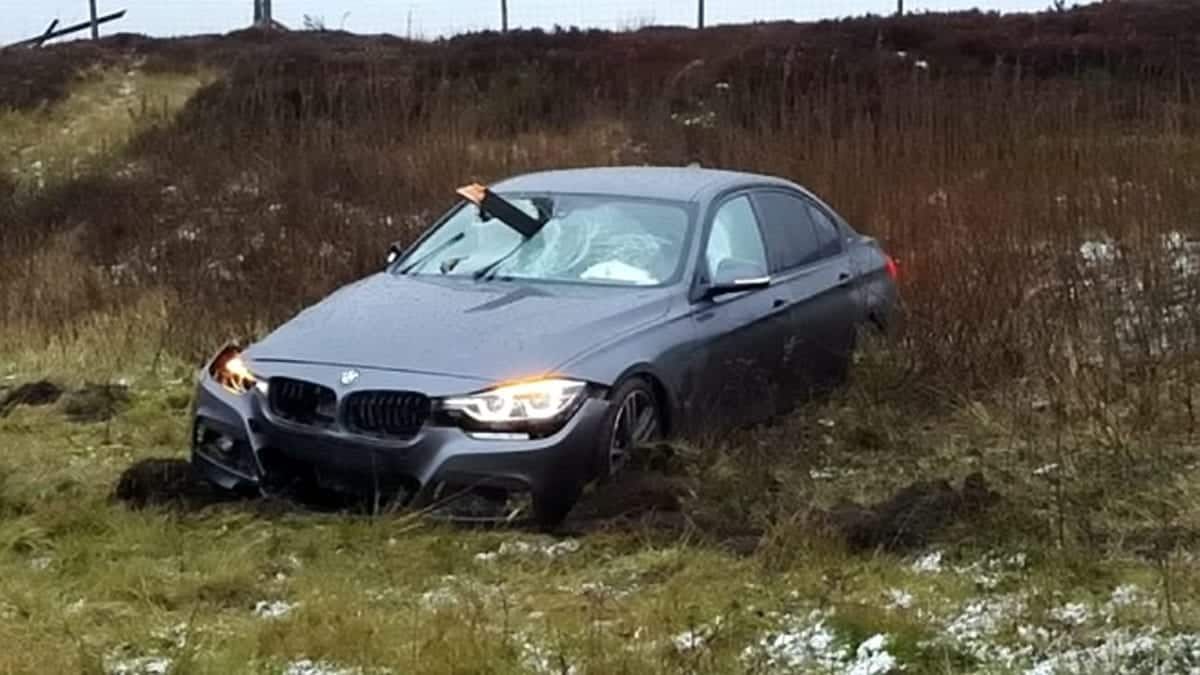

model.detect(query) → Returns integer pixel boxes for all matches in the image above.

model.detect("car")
[191,166,898,527]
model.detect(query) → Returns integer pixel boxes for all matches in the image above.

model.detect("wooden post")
[6,11,125,48]
[501,0,508,32]
[254,0,273,27]
[34,19,60,47]
[697,0,704,29]
[89,0,100,38]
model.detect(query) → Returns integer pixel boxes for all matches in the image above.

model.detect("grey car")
[191,167,898,526]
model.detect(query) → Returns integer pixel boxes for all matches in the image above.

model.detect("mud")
[0,380,63,416]
[62,383,131,423]
[110,449,1001,557]
[817,472,1002,552]
[113,458,233,509]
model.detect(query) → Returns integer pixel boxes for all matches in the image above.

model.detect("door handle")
[773,298,788,309]
[837,271,852,285]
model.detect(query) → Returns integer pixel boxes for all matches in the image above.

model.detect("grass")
[2,335,1199,673]
[0,63,215,195]
[2,6,1200,672]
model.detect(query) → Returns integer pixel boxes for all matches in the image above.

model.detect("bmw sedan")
[191,167,898,526]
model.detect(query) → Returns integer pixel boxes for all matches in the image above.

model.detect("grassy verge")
[1,345,1199,674]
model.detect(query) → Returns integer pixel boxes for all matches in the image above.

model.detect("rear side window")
[751,191,822,272]
[806,203,843,259]
[704,196,768,280]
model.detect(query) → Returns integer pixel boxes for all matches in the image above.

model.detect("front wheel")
[598,377,663,482]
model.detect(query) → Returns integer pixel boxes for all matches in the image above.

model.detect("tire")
[596,377,663,483]
[533,377,663,530]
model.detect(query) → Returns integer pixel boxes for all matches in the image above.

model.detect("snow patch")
[474,538,580,562]
[520,638,577,675]
[849,634,898,675]
[672,618,723,654]
[254,600,297,619]
[911,550,944,574]
[106,656,172,675]
[1024,628,1200,675]
[742,611,898,674]
[282,659,362,675]
[419,574,496,610]
[743,610,848,671]
[1049,602,1091,627]
[942,594,1032,666]
[1107,584,1147,610]
[885,588,914,610]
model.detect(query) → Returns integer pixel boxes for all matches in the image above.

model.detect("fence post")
[254,0,273,27]
[501,0,508,32]
[89,0,100,38]
[697,0,704,29]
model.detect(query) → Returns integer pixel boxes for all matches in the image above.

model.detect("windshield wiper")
[399,231,466,275]
[472,238,529,281]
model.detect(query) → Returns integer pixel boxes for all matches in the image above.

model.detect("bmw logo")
[340,369,360,386]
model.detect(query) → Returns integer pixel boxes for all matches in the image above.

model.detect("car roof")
[491,166,805,203]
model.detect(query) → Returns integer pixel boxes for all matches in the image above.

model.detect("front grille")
[344,390,430,438]
[268,377,337,427]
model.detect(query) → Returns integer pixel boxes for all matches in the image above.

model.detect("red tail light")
[884,254,899,281]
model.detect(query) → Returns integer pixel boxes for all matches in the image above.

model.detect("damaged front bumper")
[189,362,609,513]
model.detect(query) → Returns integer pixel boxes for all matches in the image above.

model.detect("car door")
[686,194,791,429]
[749,189,859,407]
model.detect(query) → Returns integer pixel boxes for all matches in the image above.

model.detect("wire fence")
[4,0,1063,45]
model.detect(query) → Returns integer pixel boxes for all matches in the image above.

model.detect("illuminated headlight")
[208,346,265,396]
[440,378,587,428]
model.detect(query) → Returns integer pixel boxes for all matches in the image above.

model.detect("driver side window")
[705,195,768,280]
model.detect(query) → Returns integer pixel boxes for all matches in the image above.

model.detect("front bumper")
[189,367,609,508]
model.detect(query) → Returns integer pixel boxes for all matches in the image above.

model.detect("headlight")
[441,378,587,427]
[208,346,263,396]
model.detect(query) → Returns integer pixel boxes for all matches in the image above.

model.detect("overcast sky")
[5,0,1071,45]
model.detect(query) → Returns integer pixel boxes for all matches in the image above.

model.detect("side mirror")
[703,259,770,300]
[385,242,404,266]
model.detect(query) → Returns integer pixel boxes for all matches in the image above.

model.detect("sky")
[4,0,1067,45]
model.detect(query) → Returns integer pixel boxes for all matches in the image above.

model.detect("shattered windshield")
[397,194,692,286]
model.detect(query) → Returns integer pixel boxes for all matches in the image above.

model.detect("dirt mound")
[0,380,64,416]
[62,383,130,423]
[113,458,229,509]
[819,472,1002,552]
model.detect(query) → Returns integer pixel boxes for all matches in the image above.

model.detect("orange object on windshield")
[456,183,488,205]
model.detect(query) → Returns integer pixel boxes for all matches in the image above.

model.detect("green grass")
[0,61,214,195]
[1,356,1198,674]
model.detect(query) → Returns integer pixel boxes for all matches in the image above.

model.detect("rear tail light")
[884,254,899,281]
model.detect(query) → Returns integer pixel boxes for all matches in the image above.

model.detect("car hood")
[246,273,671,384]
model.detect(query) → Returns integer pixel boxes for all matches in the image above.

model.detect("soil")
[0,380,64,416]
[110,445,1002,556]
[62,383,131,423]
